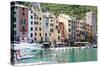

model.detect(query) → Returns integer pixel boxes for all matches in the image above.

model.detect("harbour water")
[18,48,97,64]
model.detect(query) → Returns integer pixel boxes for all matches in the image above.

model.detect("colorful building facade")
[11,3,28,43]
[11,3,97,44]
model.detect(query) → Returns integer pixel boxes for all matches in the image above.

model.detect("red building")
[19,7,28,42]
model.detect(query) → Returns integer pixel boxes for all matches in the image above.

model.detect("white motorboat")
[12,43,42,59]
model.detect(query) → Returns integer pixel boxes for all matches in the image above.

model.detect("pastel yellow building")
[33,11,43,42]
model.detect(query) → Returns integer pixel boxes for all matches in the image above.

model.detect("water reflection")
[17,48,97,64]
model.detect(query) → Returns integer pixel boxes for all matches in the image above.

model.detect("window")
[22,8,24,11]
[41,37,43,41]
[77,34,79,36]
[13,24,16,28]
[34,17,36,19]
[21,19,26,25]
[31,21,33,25]
[69,28,71,32]
[31,33,33,37]
[34,37,36,41]
[24,19,26,25]
[34,21,36,24]
[50,29,54,32]
[72,21,74,24]
[50,23,53,27]
[56,26,58,29]
[37,22,38,24]
[72,26,74,29]
[31,40,33,42]
[58,36,60,39]
[11,7,14,10]
[45,38,47,41]
[40,17,41,20]
[34,21,38,25]
[13,17,16,22]
[51,19,53,22]
[73,21,75,24]
[31,15,33,19]
[31,27,33,31]
[46,23,48,26]
[35,27,37,31]
[11,2,15,6]
[35,33,37,36]
[22,32,25,35]
[31,10,33,13]
[39,33,41,36]
[45,33,47,36]
[22,12,24,15]
[68,20,70,23]
[22,26,25,31]
[14,31,16,35]
[58,31,60,33]
[13,12,16,14]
